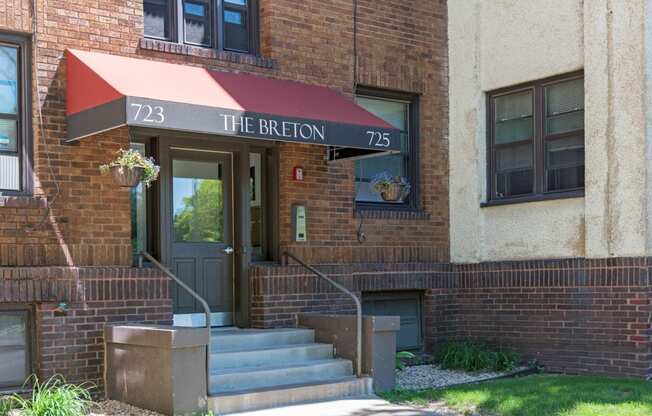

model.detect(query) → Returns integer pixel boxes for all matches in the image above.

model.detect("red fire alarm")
[292,166,305,181]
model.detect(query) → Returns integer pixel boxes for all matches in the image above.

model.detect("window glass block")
[144,0,171,40]
[0,45,18,115]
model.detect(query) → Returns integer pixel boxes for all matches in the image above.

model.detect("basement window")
[0,308,31,390]
[362,291,423,351]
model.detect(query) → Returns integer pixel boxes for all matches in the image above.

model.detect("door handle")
[223,246,234,255]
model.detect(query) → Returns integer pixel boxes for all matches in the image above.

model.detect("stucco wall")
[449,0,650,262]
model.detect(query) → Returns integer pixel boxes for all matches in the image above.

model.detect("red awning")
[65,49,401,154]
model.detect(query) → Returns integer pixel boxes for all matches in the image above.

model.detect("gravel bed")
[89,401,164,416]
[396,364,529,391]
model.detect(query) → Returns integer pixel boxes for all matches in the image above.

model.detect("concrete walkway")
[230,396,459,416]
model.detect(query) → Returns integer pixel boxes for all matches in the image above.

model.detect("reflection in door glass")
[130,143,148,261]
[250,153,264,260]
[173,159,224,243]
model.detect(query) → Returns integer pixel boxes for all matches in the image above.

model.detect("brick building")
[0,0,449,396]
[2,0,651,408]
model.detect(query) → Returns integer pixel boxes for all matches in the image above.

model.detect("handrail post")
[139,252,213,395]
[283,251,362,377]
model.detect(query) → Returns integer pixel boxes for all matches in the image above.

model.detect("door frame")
[166,148,234,326]
[131,128,280,328]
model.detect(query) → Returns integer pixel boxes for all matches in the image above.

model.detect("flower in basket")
[99,148,160,188]
[370,172,411,202]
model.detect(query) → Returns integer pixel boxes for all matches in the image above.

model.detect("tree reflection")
[173,179,223,242]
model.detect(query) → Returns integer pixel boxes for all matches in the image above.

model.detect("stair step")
[209,359,353,394]
[208,377,373,414]
[210,328,315,352]
[211,343,334,370]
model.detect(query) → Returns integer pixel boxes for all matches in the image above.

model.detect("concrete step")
[211,343,334,370]
[210,359,353,394]
[210,328,315,352]
[208,377,373,414]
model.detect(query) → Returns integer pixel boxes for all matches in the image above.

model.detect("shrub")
[436,341,519,372]
[5,375,93,416]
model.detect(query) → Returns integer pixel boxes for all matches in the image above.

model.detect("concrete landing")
[228,396,458,416]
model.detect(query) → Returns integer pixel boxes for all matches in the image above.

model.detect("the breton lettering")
[225,114,325,142]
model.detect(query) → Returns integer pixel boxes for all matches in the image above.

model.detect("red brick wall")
[251,258,652,378]
[0,0,448,267]
[2,266,171,388]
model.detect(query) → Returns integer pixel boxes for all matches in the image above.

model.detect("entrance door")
[169,149,234,327]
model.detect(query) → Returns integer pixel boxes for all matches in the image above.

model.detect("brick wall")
[2,266,171,388]
[0,0,449,390]
[0,0,448,267]
[251,258,652,378]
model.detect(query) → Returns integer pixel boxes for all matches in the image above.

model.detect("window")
[487,72,584,202]
[143,0,259,54]
[354,88,418,208]
[0,308,31,390]
[362,292,422,351]
[144,0,173,40]
[0,34,30,194]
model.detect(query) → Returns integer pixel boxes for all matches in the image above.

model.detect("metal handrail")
[139,251,212,394]
[283,251,362,377]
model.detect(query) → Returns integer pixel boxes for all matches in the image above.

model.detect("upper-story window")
[144,0,258,54]
[0,33,31,195]
[487,72,584,203]
[354,88,419,210]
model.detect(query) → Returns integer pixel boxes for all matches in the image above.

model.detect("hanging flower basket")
[109,165,145,187]
[370,172,411,202]
[100,149,160,188]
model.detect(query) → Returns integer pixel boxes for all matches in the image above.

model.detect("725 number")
[366,131,391,148]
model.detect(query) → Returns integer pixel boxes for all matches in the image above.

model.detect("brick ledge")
[139,38,276,69]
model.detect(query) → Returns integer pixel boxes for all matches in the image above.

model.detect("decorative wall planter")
[100,148,160,188]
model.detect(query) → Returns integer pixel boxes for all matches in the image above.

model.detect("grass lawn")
[380,374,652,416]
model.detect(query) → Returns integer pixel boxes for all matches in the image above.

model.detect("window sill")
[354,204,430,220]
[0,195,46,208]
[481,190,584,208]
[139,38,275,69]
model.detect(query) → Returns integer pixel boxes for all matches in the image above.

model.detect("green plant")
[100,148,160,187]
[396,351,416,371]
[5,375,94,416]
[436,341,519,372]
[0,396,14,416]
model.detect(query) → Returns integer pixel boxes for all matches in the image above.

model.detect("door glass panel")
[173,159,224,243]
[0,311,28,388]
[130,143,148,262]
[250,152,264,261]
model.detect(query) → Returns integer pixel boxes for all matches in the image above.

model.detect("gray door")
[170,150,234,326]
